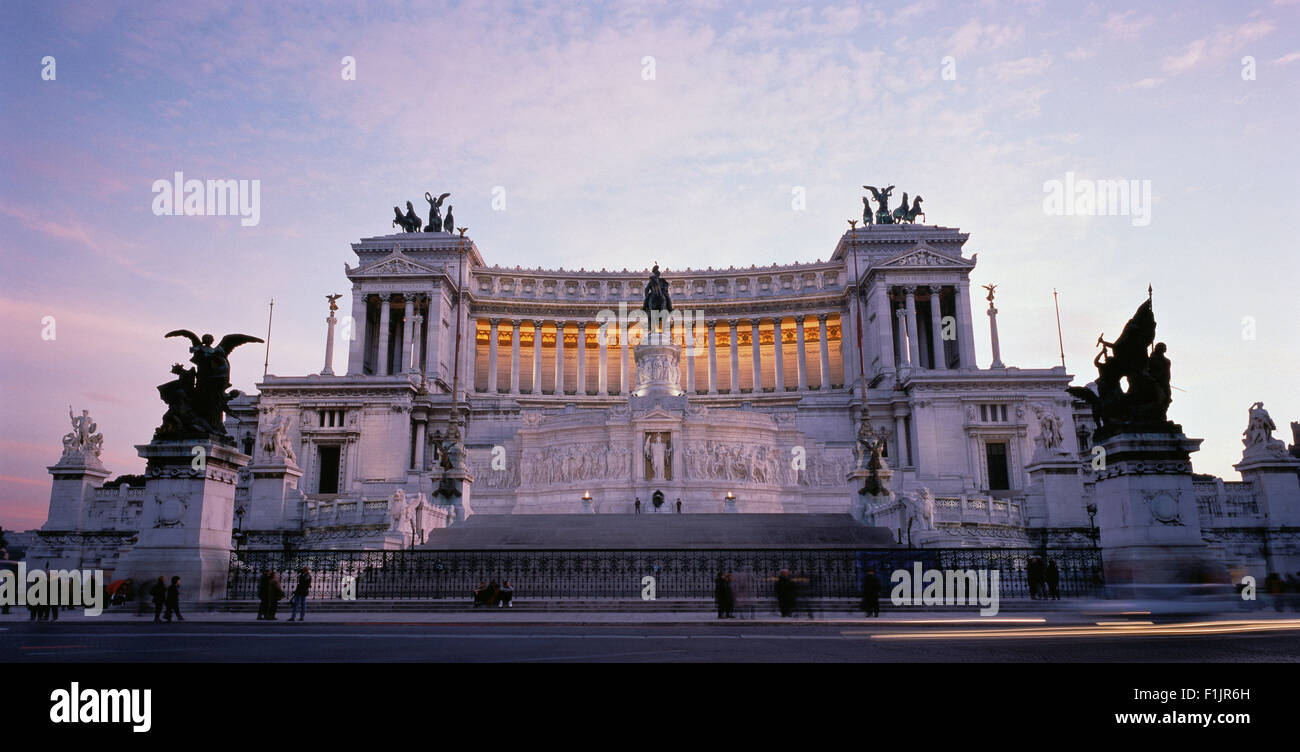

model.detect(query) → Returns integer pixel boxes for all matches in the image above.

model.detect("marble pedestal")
[1092,432,1224,588]
[246,459,305,530]
[44,454,111,531]
[433,467,475,524]
[114,439,250,603]
[1023,451,1088,528]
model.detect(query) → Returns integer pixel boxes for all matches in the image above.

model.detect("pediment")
[350,251,441,278]
[635,406,680,423]
[878,245,972,269]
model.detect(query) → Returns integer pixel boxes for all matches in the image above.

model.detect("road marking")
[20,645,89,650]
[8,631,850,641]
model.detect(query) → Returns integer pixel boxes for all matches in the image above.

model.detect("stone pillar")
[401,296,415,374]
[114,440,251,603]
[955,281,977,369]
[376,294,392,376]
[346,290,366,376]
[576,322,587,395]
[894,414,908,467]
[620,322,630,395]
[817,313,831,391]
[903,287,921,368]
[510,320,521,394]
[322,307,338,376]
[706,320,718,395]
[684,318,696,394]
[929,287,946,370]
[463,315,476,398]
[1093,432,1224,588]
[409,312,423,373]
[728,319,740,393]
[598,325,608,396]
[772,316,785,392]
[750,320,762,392]
[987,299,1004,368]
[487,318,499,393]
[841,304,856,392]
[553,320,565,395]
[413,418,427,471]
[531,319,543,395]
[874,282,895,374]
[894,309,909,367]
[1234,448,1300,527]
[794,315,808,390]
[425,289,442,380]
[44,454,111,531]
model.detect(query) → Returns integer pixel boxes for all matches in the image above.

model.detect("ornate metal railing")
[227,547,1102,601]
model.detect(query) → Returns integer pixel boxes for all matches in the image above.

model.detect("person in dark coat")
[861,568,881,617]
[1045,559,1061,600]
[472,580,489,606]
[150,576,167,623]
[498,580,514,608]
[163,576,183,622]
[486,580,501,607]
[264,572,284,619]
[715,572,733,618]
[288,566,311,622]
[1027,558,1043,600]
[256,570,271,620]
[775,569,796,617]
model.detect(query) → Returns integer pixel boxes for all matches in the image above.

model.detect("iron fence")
[227,547,1102,601]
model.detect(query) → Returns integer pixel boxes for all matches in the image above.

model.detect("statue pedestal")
[44,454,111,531]
[433,467,475,525]
[246,459,305,530]
[1023,452,1087,528]
[1092,432,1224,589]
[114,440,250,603]
[1234,450,1300,527]
[632,339,684,398]
[848,466,894,526]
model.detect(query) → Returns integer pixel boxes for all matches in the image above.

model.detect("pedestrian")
[676,498,682,514]
[775,569,795,617]
[288,566,311,622]
[1265,572,1284,613]
[486,579,500,607]
[1027,558,1043,600]
[498,580,514,608]
[635,497,641,514]
[1286,572,1300,613]
[1046,559,1061,601]
[472,580,489,606]
[163,576,183,622]
[264,571,284,620]
[150,576,167,623]
[256,569,270,620]
[861,568,881,617]
[715,571,732,619]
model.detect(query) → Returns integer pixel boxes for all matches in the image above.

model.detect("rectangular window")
[317,445,340,494]
[985,442,1010,490]
[980,405,988,421]
[1000,405,1008,422]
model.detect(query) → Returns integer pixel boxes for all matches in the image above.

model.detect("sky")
[1,0,1298,531]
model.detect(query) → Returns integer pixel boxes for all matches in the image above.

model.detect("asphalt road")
[6,620,1300,662]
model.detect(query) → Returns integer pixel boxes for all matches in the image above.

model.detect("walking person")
[264,571,285,620]
[287,566,311,622]
[163,576,183,622]
[714,571,732,619]
[775,569,795,617]
[861,568,881,617]
[256,569,271,620]
[635,497,641,514]
[1046,559,1061,601]
[150,576,167,623]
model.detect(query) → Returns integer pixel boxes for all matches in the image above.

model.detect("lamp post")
[1086,502,1098,549]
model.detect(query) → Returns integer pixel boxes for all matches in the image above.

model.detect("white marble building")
[32,220,1300,584]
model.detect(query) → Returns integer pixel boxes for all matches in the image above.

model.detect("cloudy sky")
[1,0,1297,530]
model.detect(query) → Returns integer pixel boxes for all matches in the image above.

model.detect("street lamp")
[1086,502,1098,549]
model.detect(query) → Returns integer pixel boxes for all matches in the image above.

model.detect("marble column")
[706,320,718,395]
[598,325,608,396]
[841,302,856,392]
[553,320,565,394]
[409,312,423,373]
[322,307,337,376]
[874,282,895,373]
[620,321,630,395]
[903,286,921,368]
[346,290,365,376]
[401,296,415,374]
[929,287,946,370]
[772,316,785,392]
[576,322,587,395]
[817,313,831,390]
[425,290,441,380]
[895,414,908,467]
[685,317,696,394]
[750,320,762,392]
[377,294,392,376]
[728,319,740,393]
[413,419,426,471]
[794,315,808,390]
[509,320,521,394]
[988,300,1004,368]
[531,319,543,395]
[894,309,909,367]
[487,318,499,393]
[955,281,977,368]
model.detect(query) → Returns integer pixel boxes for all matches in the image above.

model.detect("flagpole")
[263,298,274,379]
[1052,289,1065,369]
